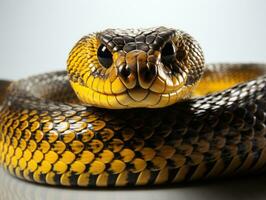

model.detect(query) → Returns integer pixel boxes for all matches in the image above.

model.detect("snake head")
[67,27,205,109]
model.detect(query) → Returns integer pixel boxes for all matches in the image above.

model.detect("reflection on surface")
[1,167,266,200]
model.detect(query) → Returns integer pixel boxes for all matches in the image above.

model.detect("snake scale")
[0,27,266,187]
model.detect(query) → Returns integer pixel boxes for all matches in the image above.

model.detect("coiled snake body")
[0,27,266,187]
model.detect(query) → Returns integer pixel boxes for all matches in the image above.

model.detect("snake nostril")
[161,42,176,67]
[142,66,156,81]
[119,65,131,79]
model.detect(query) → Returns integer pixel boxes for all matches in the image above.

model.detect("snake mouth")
[115,86,193,108]
[69,55,192,109]
[69,59,192,109]
[70,69,192,109]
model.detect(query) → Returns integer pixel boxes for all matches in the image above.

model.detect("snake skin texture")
[0,27,266,187]
[0,66,265,187]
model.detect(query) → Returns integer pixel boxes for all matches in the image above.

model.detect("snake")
[0,27,266,187]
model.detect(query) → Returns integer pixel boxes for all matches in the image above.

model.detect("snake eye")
[97,44,113,68]
[161,42,175,65]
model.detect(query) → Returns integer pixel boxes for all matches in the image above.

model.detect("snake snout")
[117,50,158,90]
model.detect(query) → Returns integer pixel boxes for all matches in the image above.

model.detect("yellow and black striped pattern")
[0,27,266,187]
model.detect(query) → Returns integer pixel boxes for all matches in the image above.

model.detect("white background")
[0,0,266,79]
[1,0,266,200]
